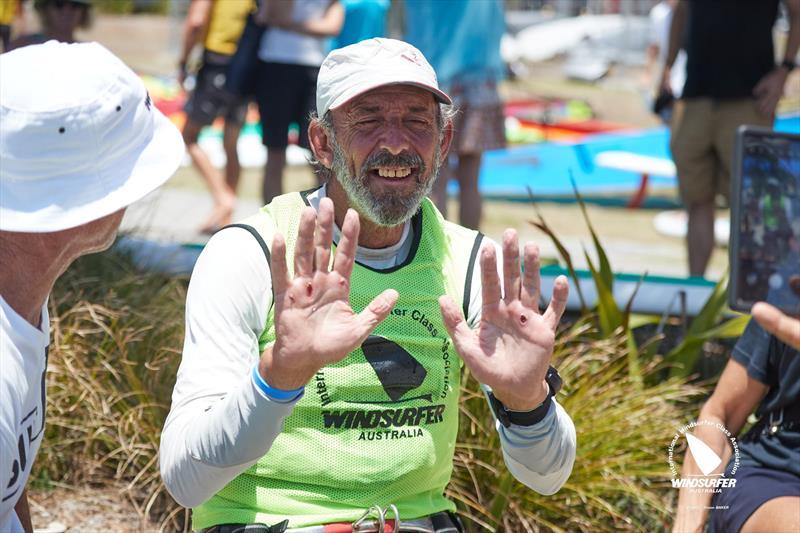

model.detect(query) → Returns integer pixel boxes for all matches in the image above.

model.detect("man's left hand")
[439,230,569,412]
[753,67,789,117]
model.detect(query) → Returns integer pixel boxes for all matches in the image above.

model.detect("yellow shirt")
[0,0,18,26]
[203,0,255,56]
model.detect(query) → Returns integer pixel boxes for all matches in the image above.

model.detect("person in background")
[255,0,344,204]
[178,0,255,234]
[661,0,800,277]
[328,0,388,50]
[404,0,506,230]
[0,0,21,51]
[672,315,800,532]
[0,41,183,533]
[8,0,90,50]
[645,0,685,124]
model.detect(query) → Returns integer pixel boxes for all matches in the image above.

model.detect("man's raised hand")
[439,229,569,411]
[258,198,398,390]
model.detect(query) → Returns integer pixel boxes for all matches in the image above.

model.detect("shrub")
[38,247,189,529]
[452,319,706,532]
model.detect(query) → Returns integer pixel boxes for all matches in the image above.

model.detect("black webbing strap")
[462,232,485,319]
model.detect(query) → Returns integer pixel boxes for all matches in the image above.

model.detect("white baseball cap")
[0,41,184,233]
[316,37,452,117]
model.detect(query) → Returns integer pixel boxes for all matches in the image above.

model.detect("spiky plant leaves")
[570,172,614,293]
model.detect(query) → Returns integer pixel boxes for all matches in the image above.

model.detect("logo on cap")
[401,52,423,66]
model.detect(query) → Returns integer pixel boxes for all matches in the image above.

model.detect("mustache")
[360,150,426,176]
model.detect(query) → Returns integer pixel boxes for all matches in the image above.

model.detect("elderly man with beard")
[160,38,576,533]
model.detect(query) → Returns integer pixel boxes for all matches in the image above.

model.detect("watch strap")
[780,58,796,72]
[487,366,562,428]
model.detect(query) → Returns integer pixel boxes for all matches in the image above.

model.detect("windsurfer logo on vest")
[317,325,454,441]
[361,335,430,402]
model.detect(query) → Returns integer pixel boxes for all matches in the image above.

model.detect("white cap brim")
[0,107,184,233]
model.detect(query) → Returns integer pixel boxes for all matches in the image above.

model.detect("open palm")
[258,198,398,390]
[439,230,568,411]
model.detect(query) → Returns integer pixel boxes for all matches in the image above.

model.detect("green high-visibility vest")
[193,190,484,529]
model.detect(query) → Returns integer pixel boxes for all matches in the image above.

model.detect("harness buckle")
[352,504,401,532]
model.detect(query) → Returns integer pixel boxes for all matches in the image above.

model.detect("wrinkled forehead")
[338,84,439,117]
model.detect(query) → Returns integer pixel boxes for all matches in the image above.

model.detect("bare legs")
[740,496,800,533]
[183,120,239,234]
[432,152,483,230]
[263,146,286,205]
[687,200,715,277]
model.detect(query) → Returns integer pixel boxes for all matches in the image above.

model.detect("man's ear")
[308,120,335,169]
[438,116,455,161]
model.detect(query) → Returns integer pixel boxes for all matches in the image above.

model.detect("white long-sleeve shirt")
[160,187,576,510]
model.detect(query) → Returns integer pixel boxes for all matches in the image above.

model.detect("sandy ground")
[27,484,163,532]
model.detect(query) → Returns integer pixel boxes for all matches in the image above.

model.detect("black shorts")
[254,60,318,149]
[184,56,248,127]
[708,465,800,532]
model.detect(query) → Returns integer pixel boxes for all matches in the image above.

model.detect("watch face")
[546,366,563,394]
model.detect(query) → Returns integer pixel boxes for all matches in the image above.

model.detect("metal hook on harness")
[352,504,401,532]
[353,505,385,532]
[768,408,784,435]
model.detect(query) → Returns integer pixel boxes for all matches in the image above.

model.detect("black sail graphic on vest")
[359,335,431,403]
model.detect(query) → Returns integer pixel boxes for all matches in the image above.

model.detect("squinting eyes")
[355,119,430,126]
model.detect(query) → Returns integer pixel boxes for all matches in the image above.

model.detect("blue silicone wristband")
[251,365,305,403]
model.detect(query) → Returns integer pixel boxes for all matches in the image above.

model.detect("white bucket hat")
[316,38,451,117]
[0,41,184,232]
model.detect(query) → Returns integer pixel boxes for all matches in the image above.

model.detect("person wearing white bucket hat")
[0,41,183,532]
[161,38,575,532]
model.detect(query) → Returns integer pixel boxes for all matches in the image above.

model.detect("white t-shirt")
[258,0,333,67]
[650,1,686,98]
[0,297,49,533]
[160,186,577,509]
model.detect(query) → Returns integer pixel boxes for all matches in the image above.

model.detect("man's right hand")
[258,198,399,390]
[752,301,800,349]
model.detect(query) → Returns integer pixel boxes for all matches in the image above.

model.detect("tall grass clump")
[451,319,707,532]
[36,244,189,529]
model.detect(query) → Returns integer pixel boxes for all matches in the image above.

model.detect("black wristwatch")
[486,366,563,428]
[780,58,796,73]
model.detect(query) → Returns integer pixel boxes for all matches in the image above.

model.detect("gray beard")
[328,134,442,227]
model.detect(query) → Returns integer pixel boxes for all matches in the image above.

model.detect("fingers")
[502,229,521,304]
[752,302,800,350]
[439,295,487,376]
[314,198,334,272]
[294,207,317,278]
[333,208,360,279]
[480,244,502,307]
[521,242,541,311]
[542,275,569,331]
[352,289,399,342]
[271,232,290,295]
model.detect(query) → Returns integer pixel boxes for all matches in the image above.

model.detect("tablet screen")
[731,128,800,314]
